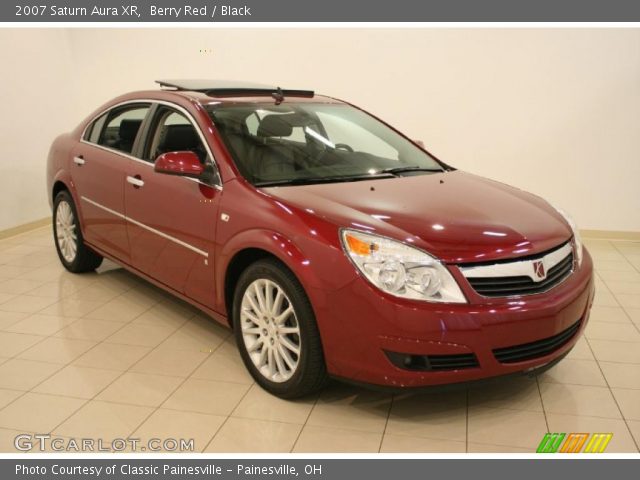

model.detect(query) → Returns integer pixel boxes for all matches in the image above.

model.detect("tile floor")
[0,227,639,453]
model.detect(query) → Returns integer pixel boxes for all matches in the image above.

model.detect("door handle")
[126,175,144,188]
[73,156,85,166]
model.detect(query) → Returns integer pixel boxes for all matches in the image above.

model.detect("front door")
[124,104,221,306]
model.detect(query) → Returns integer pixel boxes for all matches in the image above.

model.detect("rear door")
[71,103,151,262]
[123,102,221,306]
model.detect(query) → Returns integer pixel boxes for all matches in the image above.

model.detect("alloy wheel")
[240,279,301,383]
[55,200,78,263]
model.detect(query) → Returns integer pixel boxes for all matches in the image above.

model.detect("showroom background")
[0,28,638,233]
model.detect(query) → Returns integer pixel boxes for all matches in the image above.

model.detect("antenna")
[272,87,285,105]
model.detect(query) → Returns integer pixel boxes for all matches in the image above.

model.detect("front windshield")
[207,102,447,186]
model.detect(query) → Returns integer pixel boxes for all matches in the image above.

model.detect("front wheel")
[233,259,328,398]
[53,190,103,273]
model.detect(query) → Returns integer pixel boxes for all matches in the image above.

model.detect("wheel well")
[52,181,68,200]
[224,248,277,326]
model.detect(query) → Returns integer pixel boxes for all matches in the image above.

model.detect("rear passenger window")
[83,113,107,143]
[98,105,150,154]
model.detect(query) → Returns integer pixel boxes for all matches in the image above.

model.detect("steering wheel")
[334,143,354,152]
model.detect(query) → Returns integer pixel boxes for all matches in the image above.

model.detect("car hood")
[262,171,572,264]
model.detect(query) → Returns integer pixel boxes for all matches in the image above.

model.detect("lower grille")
[467,252,574,297]
[385,351,479,371]
[493,320,581,364]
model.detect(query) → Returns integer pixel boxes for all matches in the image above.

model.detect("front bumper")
[312,249,594,388]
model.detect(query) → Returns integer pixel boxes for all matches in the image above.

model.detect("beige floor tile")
[540,382,621,418]
[0,279,45,295]
[546,413,638,453]
[293,425,381,453]
[597,270,640,283]
[625,308,640,325]
[0,359,61,390]
[566,337,595,360]
[38,298,105,318]
[6,314,77,336]
[628,420,640,448]
[159,317,228,352]
[0,332,45,356]
[589,339,640,364]
[380,434,465,453]
[611,388,640,421]
[23,280,84,300]
[539,359,607,387]
[0,265,35,279]
[605,282,640,296]
[600,362,640,389]
[467,406,547,449]
[54,401,153,441]
[132,302,193,328]
[0,293,16,305]
[467,442,532,453]
[97,372,183,407]
[85,295,153,323]
[585,322,640,342]
[33,366,121,399]
[305,385,391,433]
[206,417,301,453]
[588,306,633,324]
[233,384,315,425]
[105,323,178,347]
[163,378,250,416]
[0,428,28,453]
[0,311,30,330]
[54,318,124,341]
[191,342,254,385]
[595,260,637,273]
[0,295,57,314]
[0,389,23,409]
[592,290,620,307]
[18,337,97,364]
[468,376,543,412]
[0,393,85,432]
[67,283,127,303]
[386,391,467,442]
[615,294,640,309]
[129,345,209,377]
[133,409,225,453]
[73,343,151,371]
[17,266,64,283]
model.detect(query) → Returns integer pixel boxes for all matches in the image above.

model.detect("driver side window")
[146,108,208,164]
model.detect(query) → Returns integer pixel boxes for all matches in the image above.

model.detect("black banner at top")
[4,0,640,22]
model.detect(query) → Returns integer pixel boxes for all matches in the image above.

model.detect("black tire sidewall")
[232,259,324,398]
[53,190,90,272]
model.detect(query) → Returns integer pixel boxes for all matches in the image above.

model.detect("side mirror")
[414,140,425,148]
[154,151,204,178]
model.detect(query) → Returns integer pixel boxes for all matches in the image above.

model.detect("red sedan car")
[47,80,594,398]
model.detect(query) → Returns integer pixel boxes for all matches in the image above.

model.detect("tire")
[53,190,103,273]
[233,258,328,398]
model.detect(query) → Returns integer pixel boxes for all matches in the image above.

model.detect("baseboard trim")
[0,217,51,240]
[580,229,640,241]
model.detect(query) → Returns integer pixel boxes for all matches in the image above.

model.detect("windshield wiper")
[378,166,445,175]
[254,173,394,187]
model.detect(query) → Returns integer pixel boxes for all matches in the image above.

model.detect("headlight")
[553,207,583,267]
[340,229,467,303]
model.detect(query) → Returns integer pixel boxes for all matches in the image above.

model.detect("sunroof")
[156,79,314,98]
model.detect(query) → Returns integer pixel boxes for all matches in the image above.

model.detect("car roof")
[153,79,343,105]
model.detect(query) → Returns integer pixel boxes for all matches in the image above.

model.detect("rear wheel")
[53,190,103,273]
[233,258,328,398]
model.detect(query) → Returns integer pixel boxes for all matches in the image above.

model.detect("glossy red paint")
[154,151,204,177]
[46,87,594,389]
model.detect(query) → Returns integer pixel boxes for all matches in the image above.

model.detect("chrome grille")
[461,242,574,298]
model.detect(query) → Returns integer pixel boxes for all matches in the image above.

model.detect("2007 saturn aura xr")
[46,80,594,398]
